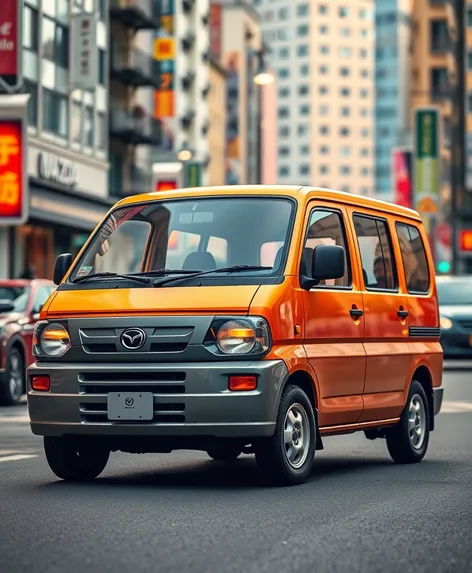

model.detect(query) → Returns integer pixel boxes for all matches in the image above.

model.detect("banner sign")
[0,93,29,225]
[413,107,440,218]
[0,0,23,92]
[70,13,97,91]
[392,148,413,209]
[186,162,202,187]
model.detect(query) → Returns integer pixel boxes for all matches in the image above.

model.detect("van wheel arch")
[411,366,434,432]
[280,370,323,450]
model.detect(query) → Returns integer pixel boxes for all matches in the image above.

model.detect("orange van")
[27,186,443,486]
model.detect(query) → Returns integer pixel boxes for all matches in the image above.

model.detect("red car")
[0,279,56,405]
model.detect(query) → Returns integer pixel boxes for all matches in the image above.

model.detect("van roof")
[116,185,422,221]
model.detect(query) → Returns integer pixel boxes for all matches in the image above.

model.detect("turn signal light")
[228,375,257,391]
[31,375,50,392]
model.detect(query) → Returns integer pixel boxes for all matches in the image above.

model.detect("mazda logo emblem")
[120,328,146,350]
[125,397,134,407]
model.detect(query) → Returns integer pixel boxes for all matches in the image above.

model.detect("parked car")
[437,275,472,358]
[0,279,56,405]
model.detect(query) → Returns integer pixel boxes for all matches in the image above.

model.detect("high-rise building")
[253,0,375,195]
[374,0,412,200]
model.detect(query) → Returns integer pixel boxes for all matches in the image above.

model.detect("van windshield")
[69,196,295,283]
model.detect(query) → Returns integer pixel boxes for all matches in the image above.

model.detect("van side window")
[304,209,351,287]
[396,223,430,293]
[353,215,397,291]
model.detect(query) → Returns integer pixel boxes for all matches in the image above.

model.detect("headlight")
[205,316,271,356]
[33,322,71,358]
[440,316,453,330]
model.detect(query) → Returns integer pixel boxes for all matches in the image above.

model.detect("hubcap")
[8,353,23,402]
[283,403,310,469]
[408,394,426,450]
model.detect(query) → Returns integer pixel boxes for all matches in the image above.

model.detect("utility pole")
[450,0,466,274]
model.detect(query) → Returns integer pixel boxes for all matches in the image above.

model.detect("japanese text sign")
[0,119,24,223]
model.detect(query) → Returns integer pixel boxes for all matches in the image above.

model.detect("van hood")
[45,285,261,318]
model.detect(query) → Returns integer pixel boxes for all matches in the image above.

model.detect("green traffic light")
[437,261,451,274]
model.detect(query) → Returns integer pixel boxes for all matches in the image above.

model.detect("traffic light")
[436,260,451,274]
[459,230,472,252]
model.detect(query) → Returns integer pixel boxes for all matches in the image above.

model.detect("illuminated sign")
[0,118,25,224]
[0,0,22,92]
[156,179,177,192]
[459,230,472,252]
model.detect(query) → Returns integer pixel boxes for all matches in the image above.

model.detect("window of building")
[360,48,368,58]
[300,104,310,116]
[320,165,329,174]
[361,148,369,157]
[340,87,351,97]
[304,209,351,287]
[430,19,449,52]
[320,25,328,34]
[278,68,290,79]
[24,81,38,126]
[339,7,350,18]
[279,166,290,177]
[278,107,290,118]
[98,49,106,85]
[320,104,329,115]
[340,165,351,175]
[361,128,369,137]
[468,93,472,113]
[353,215,397,290]
[97,111,106,150]
[468,6,472,27]
[319,5,327,14]
[98,0,106,20]
[298,124,309,136]
[43,89,68,137]
[301,144,310,155]
[319,65,328,75]
[298,44,309,57]
[340,27,350,37]
[84,106,94,147]
[320,126,329,135]
[361,29,369,38]
[468,51,472,70]
[340,47,351,58]
[279,146,290,157]
[361,108,369,117]
[361,69,369,78]
[42,16,69,68]
[340,67,350,77]
[278,28,289,41]
[320,45,329,54]
[279,126,290,137]
[341,106,350,116]
[300,64,310,76]
[298,25,309,36]
[360,89,369,98]
[300,165,310,176]
[431,67,449,99]
[319,86,328,95]
[396,223,430,293]
[340,127,350,136]
[23,5,39,51]
[361,167,369,176]
[71,101,82,143]
[278,7,289,19]
[299,85,309,96]
[360,8,371,19]
[340,146,350,156]
[320,145,329,155]
[298,4,309,17]
[279,87,290,98]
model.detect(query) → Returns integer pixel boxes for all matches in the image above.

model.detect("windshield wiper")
[71,272,150,284]
[130,269,202,277]
[153,265,272,288]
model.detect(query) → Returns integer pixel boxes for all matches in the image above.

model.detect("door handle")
[350,307,364,318]
[397,308,409,318]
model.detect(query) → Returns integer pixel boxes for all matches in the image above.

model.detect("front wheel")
[386,380,430,464]
[254,385,316,486]
[0,348,25,406]
[44,436,110,481]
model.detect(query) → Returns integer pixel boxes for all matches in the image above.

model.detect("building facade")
[0,0,113,280]
[208,57,227,186]
[375,0,412,200]
[254,0,375,195]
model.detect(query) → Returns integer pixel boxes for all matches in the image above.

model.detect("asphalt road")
[1,363,472,573]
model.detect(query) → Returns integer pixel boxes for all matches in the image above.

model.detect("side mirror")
[300,244,346,290]
[53,253,73,285]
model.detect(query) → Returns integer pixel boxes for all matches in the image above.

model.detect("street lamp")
[177,142,192,162]
[252,49,274,184]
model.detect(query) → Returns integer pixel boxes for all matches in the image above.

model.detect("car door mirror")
[300,244,346,290]
[53,253,73,285]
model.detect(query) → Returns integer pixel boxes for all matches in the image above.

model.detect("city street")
[1,364,471,573]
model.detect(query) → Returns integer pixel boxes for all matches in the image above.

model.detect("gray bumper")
[27,360,288,438]
[433,386,444,416]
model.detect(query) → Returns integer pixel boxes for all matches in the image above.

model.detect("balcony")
[431,33,450,53]
[110,47,158,88]
[110,0,159,30]
[109,107,161,145]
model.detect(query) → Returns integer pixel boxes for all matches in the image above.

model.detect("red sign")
[210,2,222,59]
[459,230,472,252]
[156,179,177,192]
[0,0,19,77]
[0,119,23,220]
[392,149,412,209]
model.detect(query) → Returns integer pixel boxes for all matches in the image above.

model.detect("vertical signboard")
[152,162,183,193]
[154,0,175,151]
[70,13,97,91]
[0,94,29,225]
[186,163,202,187]
[224,52,241,184]
[413,107,440,221]
[391,148,413,208]
[210,2,222,60]
[0,0,23,92]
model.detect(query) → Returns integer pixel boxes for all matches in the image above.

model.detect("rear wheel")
[386,380,430,464]
[206,444,241,461]
[254,384,316,486]
[44,436,109,481]
[0,348,24,406]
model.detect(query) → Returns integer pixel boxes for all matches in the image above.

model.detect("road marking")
[440,401,472,413]
[0,454,37,463]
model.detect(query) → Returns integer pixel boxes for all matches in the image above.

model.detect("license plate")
[107,392,154,421]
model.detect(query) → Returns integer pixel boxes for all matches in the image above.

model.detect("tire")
[0,347,25,406]
[206,444,241,461]
[386,380,430,464]
[44,436,110,481]
[254,384,316,486]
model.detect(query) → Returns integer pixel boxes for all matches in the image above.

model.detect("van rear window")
[395,223,430,294]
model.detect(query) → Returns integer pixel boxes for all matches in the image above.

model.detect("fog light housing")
[31,375,50,392]
[228,375,257,391]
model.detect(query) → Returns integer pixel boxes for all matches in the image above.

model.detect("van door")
[301,203,365,427]
[347,210,411,423]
